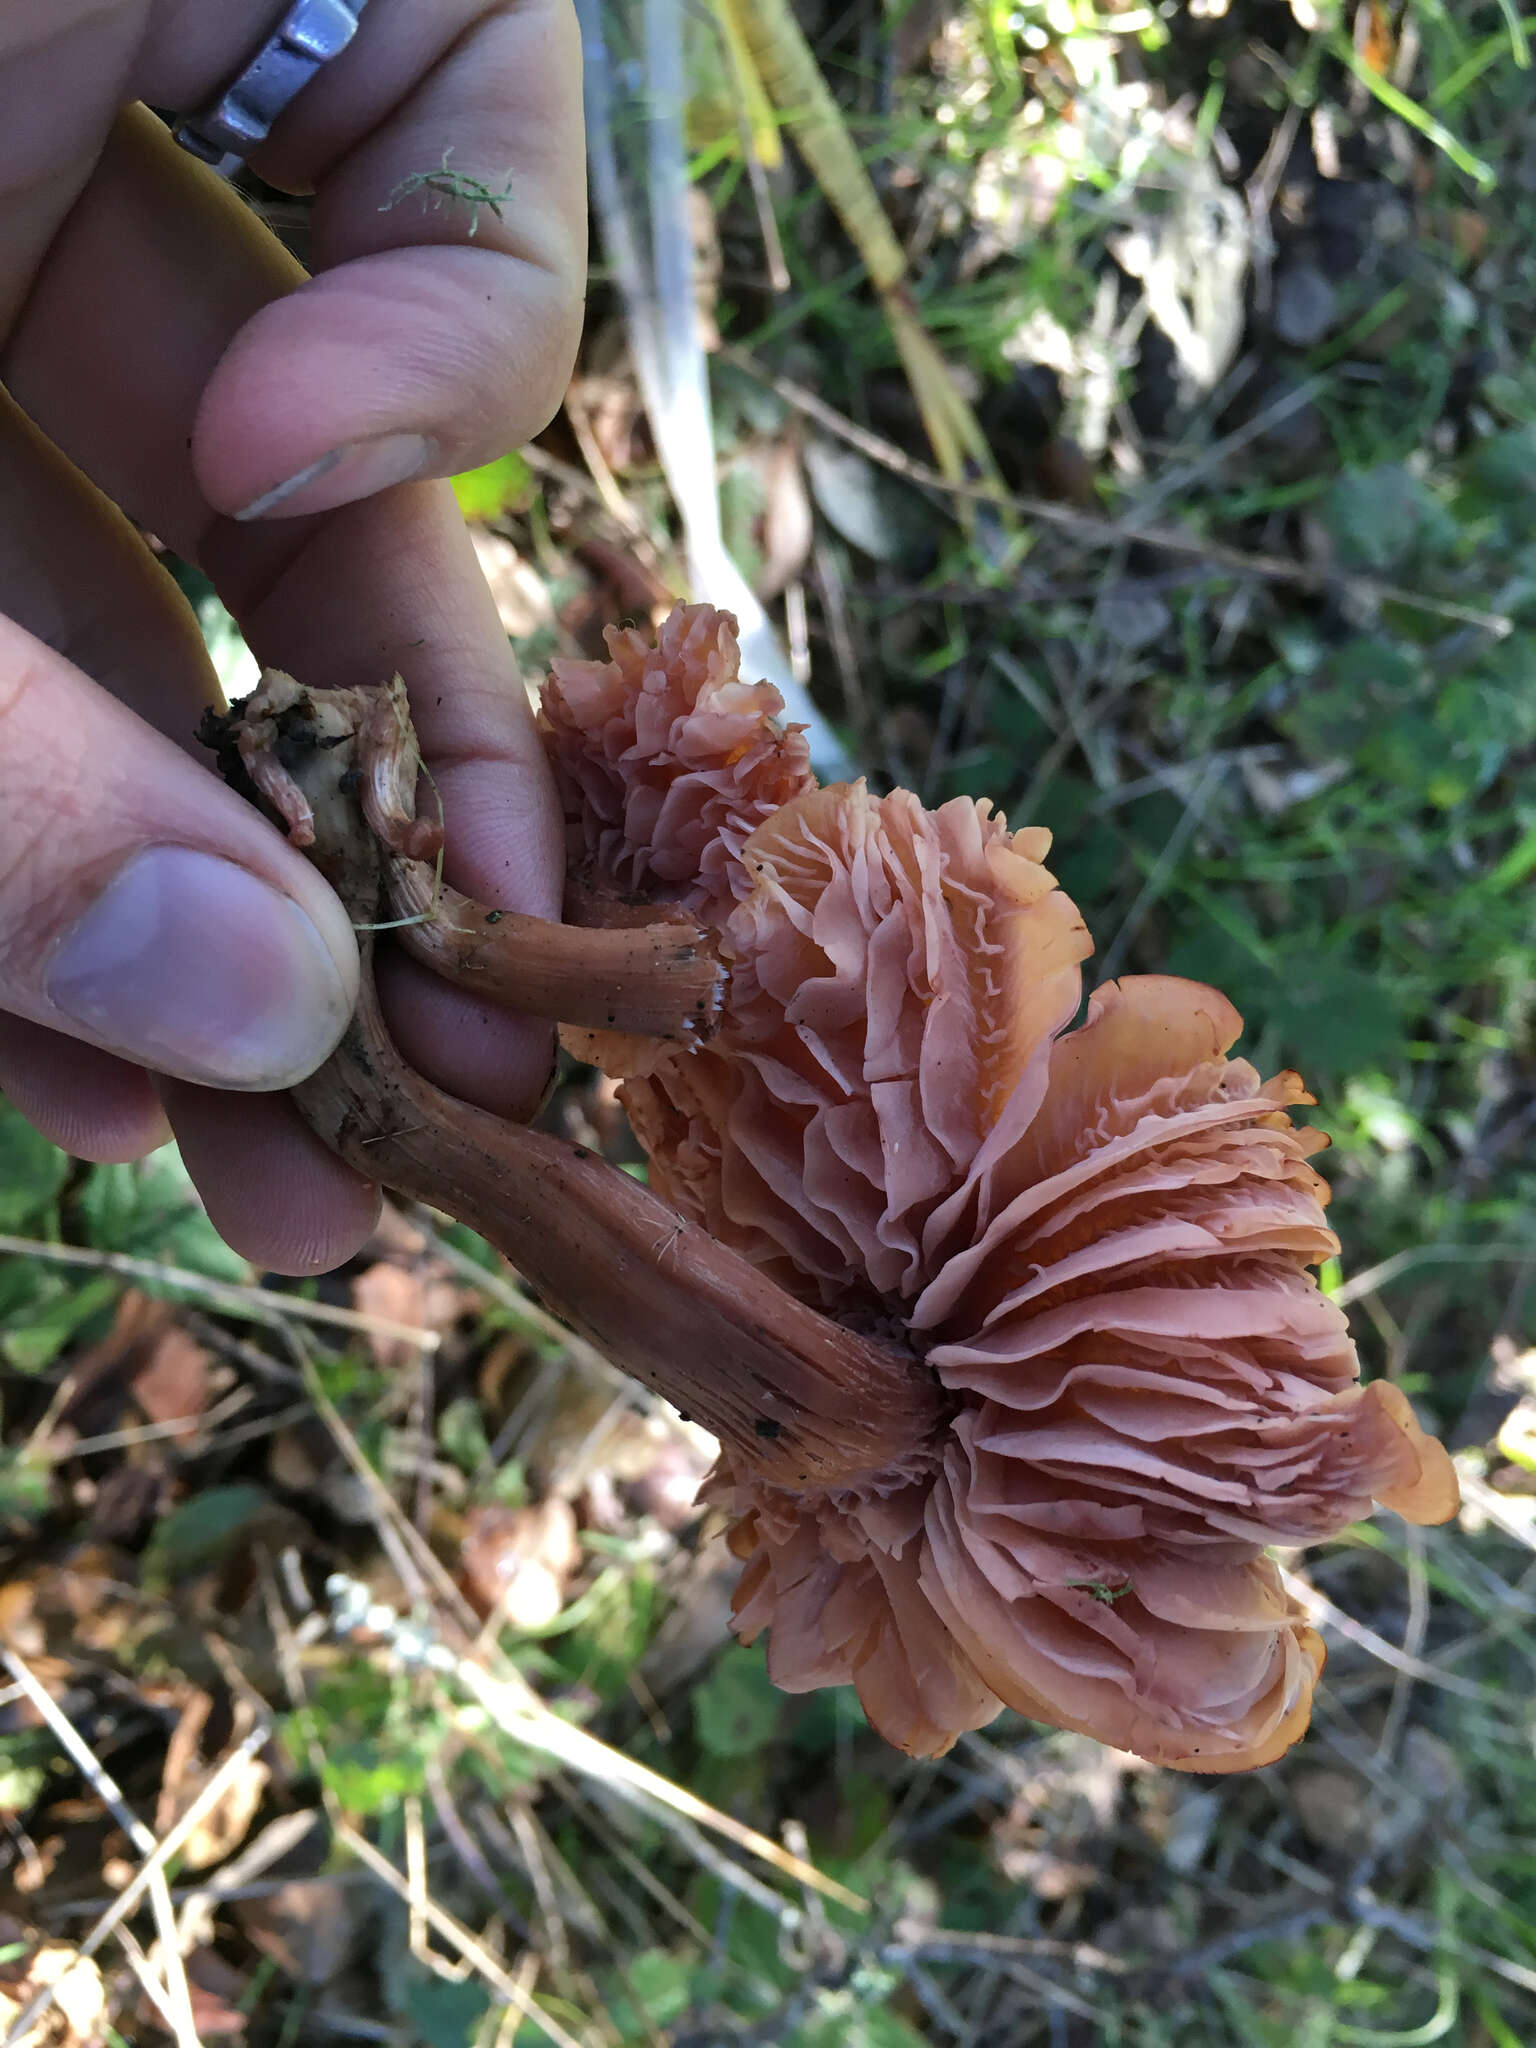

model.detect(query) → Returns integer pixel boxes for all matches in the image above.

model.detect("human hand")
[0,1,586,1272]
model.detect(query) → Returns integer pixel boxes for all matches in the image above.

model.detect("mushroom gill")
[539,605,1459,1771]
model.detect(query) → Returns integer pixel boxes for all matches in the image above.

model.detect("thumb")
[0,614,358,1091]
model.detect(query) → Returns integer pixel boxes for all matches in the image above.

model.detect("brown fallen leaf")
[351,1261,429,1375]
[185,1950,250,2039]
[237,1877,358,1985]
[460,1498,581,1629]
[130,1317,215,1439]
[0,1916,108,2048]
[51,1291,176,1442]
[1290,1765,1372,1853]
[156,1694,270,1872]
[753,436,814,601]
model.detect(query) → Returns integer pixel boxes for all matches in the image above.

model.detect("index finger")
[177,0,588,519]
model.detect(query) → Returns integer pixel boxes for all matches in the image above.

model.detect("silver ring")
[173,0,371,178]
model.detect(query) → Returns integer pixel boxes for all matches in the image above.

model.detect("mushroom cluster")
[540,604,1458,1770]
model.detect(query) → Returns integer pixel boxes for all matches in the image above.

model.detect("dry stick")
[332,1823,586,2048]
[448,1655,863,1912]
[563,383,654,542]
[552,1781,712,1949]
[404,1794,471,1984]
[327,1572,862,1912]
[1374,1521,1430,1765]
[0,1234,439,1353]
[508,1803,572,1976]
[1277,1569,1495,1704]
[723,346,1514,640]
[295,1348,811,2001]
[727,0,994,491]
[295,1341,480,1638]
[0,1719,271,2048]
[115,1924,192,2041]
[0,1648,201,2048]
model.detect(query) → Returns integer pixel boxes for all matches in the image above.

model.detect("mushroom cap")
[539,605,1459,1769]
[542,605,815,917]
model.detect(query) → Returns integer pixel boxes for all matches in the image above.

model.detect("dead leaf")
[461,1498,580,1629]
[53,1291,176,1439]
[1361,0,1394,76]
[753,437,814,601]
[156,1695,270,1871]
[0,1917,108,2047]
[351,1262,429,1374]
[185,1950,250,2039]
[1290,1766,1372,1852]
[471,530,555,641]
[237,1877,358,1984]
[1423,205,1490,269]
[130,1320,214,1437]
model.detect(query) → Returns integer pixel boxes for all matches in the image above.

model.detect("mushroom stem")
[387,859,724,1041]
[208,673,944,1490]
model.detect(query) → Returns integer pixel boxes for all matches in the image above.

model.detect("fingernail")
[47,846,357,1090]
[233,432,436,521]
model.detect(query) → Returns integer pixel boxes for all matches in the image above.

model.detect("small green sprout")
[382,148,514,238]
[1065,1577,1133,1605]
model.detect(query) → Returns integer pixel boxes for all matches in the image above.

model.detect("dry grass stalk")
[0,1721,270,2048]
[0,1648,200,2047]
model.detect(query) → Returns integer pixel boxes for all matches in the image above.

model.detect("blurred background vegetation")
[2,2,1535,2043]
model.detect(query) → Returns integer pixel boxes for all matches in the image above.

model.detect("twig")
[1098,755,1226,982]
[333,1823,583,2048]
[1277,1569,1494,1703]
[325,1574,863,1911]
[0,1717,270,2048]
[173,1810,324,1954]
[1332,1242,1535,1308]
[296,1341,480,1638]
[1161,1903,1332,1982]
[1374,1523,1429,1764]
[114,1923,192,2041]
[722,346,1514,639]
[0,1234,440,1352]
[509,1803,572,1975]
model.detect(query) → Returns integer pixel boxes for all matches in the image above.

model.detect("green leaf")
[0,1733,57,1816]
[693,1644,781,1758]
[77,1147,250,1286]
[624,1950,693,2028]
[451,450,534,522]
[1469,425,1536,509]
[0,1450,51,1528]
[0,1271,117,1375]
[141,1483,269,1588]
[437,1395,491,1475]
[0,1104,68,1230]
[402,1970,492,2048]
[1321,465,1450,573]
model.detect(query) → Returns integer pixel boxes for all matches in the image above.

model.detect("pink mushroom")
[540,605,1458,1769]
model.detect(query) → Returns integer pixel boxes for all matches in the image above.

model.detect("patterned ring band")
[173,0,371,178]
